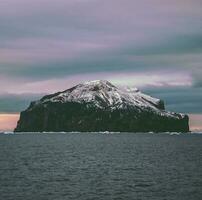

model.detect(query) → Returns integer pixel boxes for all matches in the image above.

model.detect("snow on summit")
[38,80,171,114]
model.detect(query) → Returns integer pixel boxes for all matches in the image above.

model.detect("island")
[14,80,189,132]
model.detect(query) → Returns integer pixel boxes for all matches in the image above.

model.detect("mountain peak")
[75,80,117,91]
[83,80,113,86]
[39,80,164,111]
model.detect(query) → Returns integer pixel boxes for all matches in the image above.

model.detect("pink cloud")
[0,114,19,131]
[0,70,192,94]
[0,38,109,65]
[189,114,202,131]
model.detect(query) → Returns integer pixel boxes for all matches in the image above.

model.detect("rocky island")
[15,80,189,132]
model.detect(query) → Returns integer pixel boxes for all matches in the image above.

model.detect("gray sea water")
[0,132,202,200]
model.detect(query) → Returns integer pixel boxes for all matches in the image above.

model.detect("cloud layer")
[0,0,202,114]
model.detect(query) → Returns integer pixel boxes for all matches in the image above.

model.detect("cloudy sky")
[0,0,202,130]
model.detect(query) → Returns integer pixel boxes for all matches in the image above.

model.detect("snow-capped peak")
[40,80,164,111]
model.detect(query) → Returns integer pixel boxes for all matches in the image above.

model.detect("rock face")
[15,80,189,132]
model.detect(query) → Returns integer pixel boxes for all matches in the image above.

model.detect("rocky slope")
[15,80,189,132]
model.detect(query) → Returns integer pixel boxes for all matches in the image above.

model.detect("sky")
[0,0,202,130]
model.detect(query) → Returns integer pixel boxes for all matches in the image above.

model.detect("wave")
[1,131,14,134]
[1,131,202,135]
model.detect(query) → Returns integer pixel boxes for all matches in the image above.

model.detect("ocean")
[0,132,202,200]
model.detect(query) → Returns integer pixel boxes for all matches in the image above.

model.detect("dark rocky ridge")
[15,80,189,132]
